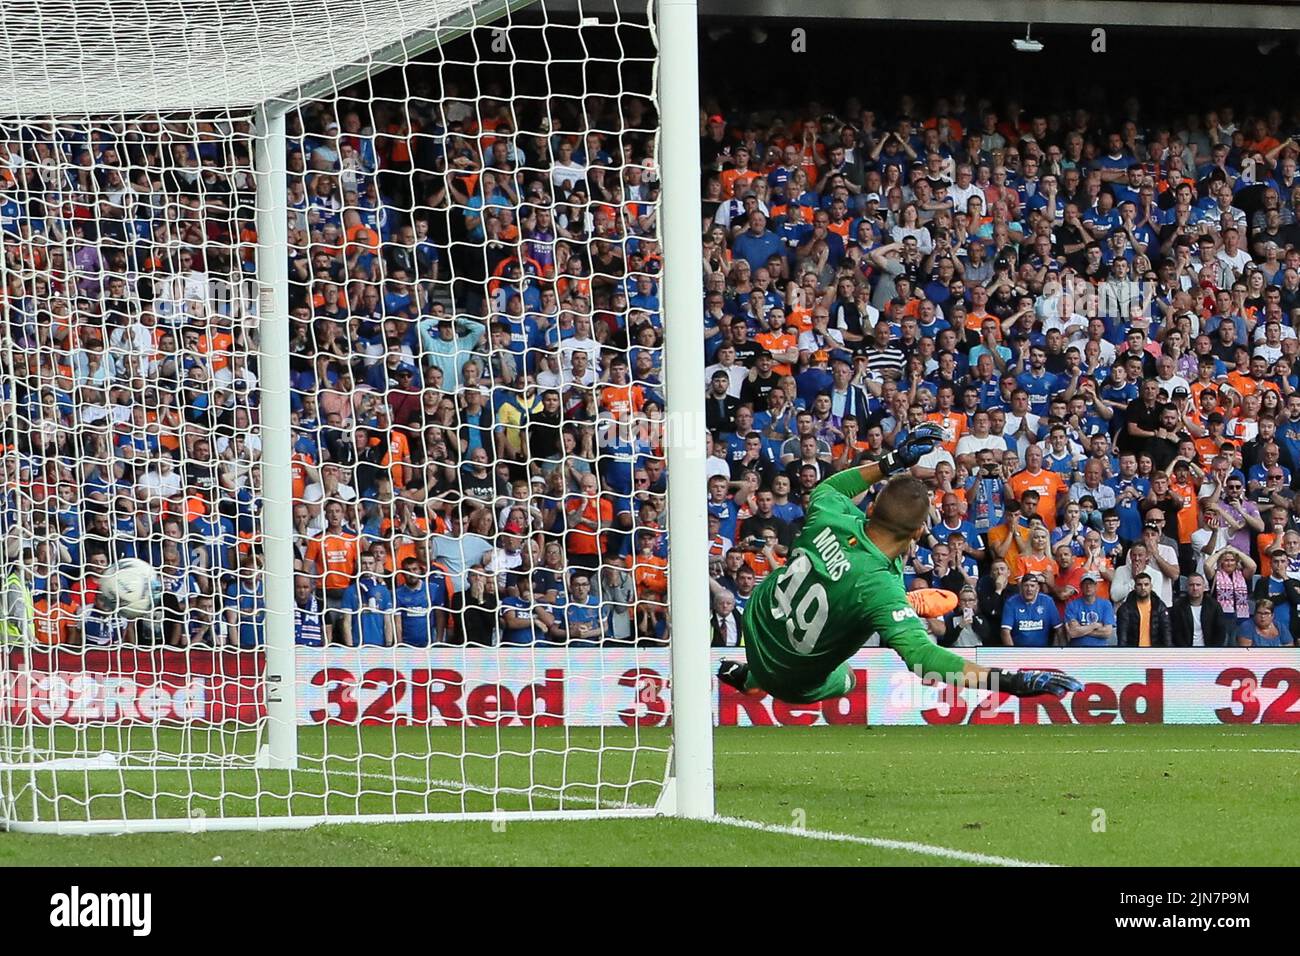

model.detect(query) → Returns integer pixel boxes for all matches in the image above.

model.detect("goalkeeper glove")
[881,422,944,476]
[987,668,1084,699]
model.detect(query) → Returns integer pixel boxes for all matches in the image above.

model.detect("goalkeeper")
[719,424,1082,703]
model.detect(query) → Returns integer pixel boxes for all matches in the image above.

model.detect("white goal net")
[0,0,707,833]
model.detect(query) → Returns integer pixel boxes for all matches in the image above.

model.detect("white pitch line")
[293,766,1054,866]
[709,815,1055,867]
[724,747,1300,756]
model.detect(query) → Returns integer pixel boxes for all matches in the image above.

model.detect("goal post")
[0,0,713,833]
[657,0,713,820]
[252,102,298,772]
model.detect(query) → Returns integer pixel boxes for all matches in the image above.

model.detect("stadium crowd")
[3,80,1300,650]
[1,93,672,649]
[699,99,1300,649]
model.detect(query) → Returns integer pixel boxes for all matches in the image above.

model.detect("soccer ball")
[98,559,161,620]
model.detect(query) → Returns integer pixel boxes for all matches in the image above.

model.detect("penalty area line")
[724,747,1300,756]
[706,815,1058,867]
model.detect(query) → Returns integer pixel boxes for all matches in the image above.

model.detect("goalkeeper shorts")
[747,658,857,705]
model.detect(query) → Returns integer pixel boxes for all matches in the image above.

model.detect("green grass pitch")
[1,724,1296,866]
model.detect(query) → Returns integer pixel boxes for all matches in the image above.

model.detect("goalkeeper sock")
[907,588,959,619]
[983,668,1031,696]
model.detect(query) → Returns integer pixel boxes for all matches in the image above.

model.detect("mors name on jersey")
[811,527,852,581]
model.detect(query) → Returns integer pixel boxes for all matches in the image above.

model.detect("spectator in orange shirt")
[598,355,645,420]
[1257,507,1289,580]
[1167,458,1201,558]
[988,499,1034,575]
[204,316,236,373]
[1050,540,1086,617]
[32,593,77,646]
[1226,391,1263,443]
[565,473,613,571]
[925,386,967,455]
[754,307,799,375]
[290,450,317,501]
[1197,413,1241,465]
[783,283,815,335]
[1226,353,1278,410]
[1189,359,1223,409]
[1078,528,1114,601]
[1015,526,1057,588]
[719,146,761,198]
[832,417,871,466]
[1007,444,1067,528]
[964,285,997,337]
[1193,407,1227,467]
[303,500,362,642]
[632,529,669,639]
[377,417,412,491]
[740,526,787,583]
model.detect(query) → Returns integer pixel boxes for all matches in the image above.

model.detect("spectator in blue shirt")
[1278,393,1300,465]
[931,493,984,557]
[1236,600,1293,648]
[1082,190,1121,238]
[1000,573,1063,647]
[707,474,742,542]
[1246,456,1290,495]
[1016,346,1065,415]
[1106,452,1150,543]
[1252,554,1296,640]
[225,551,266,649]
[1111,166,1145,207]
[564,573,604,646]
[416,313,487,392]
[293,574,325,647]
[1063,574,1116,647]
[1095,132,1135,177]
[500,574,555,646]
[0,195,21,237]
[339,553,394,647]
[395,557,452,646]
[915,299,951,340]
[732,211,784,270]
[628,274,660,312]
[190,498,237,576]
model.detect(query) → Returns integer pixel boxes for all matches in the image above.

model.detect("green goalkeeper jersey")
[740,468,967,699]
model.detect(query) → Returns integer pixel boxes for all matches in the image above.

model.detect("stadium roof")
[0,0,529,116]
[3,0,1294,116]
[697,0,1300,29]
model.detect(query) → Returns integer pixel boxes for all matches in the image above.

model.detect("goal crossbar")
[0,0,539,115]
